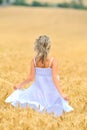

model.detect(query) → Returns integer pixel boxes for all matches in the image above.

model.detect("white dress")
[5,57,74,116]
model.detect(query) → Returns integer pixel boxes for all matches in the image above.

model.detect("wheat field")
[0,6,87,130]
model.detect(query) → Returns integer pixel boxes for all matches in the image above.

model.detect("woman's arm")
[14,58,36,89]
[52,58,68,100]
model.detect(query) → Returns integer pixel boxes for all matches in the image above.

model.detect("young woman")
[5,35,74,116]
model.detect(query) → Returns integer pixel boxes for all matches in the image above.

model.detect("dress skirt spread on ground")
[5,57,74,116]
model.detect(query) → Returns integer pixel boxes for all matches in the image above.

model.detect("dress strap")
[49,57,54,67]
[34,57,36,67]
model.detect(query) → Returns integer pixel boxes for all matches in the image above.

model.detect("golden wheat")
[0,6,87,130]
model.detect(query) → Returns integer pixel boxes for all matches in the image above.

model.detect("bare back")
[34,57,54,68]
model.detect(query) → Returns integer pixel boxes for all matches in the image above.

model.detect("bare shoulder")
[52,57,58,68]
[51,57,58,77]
[29,57,35,67]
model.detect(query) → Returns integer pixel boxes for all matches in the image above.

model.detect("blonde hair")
[34,35,51,66]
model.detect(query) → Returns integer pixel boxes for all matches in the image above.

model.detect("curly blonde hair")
[34,35,51,66]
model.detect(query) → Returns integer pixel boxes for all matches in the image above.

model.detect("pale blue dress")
[5,57,74,116]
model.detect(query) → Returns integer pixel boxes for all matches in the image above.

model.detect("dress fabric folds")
[5,57,74,116]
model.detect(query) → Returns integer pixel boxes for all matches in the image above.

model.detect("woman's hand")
[61,93,68,101]
[14,85,21,90]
